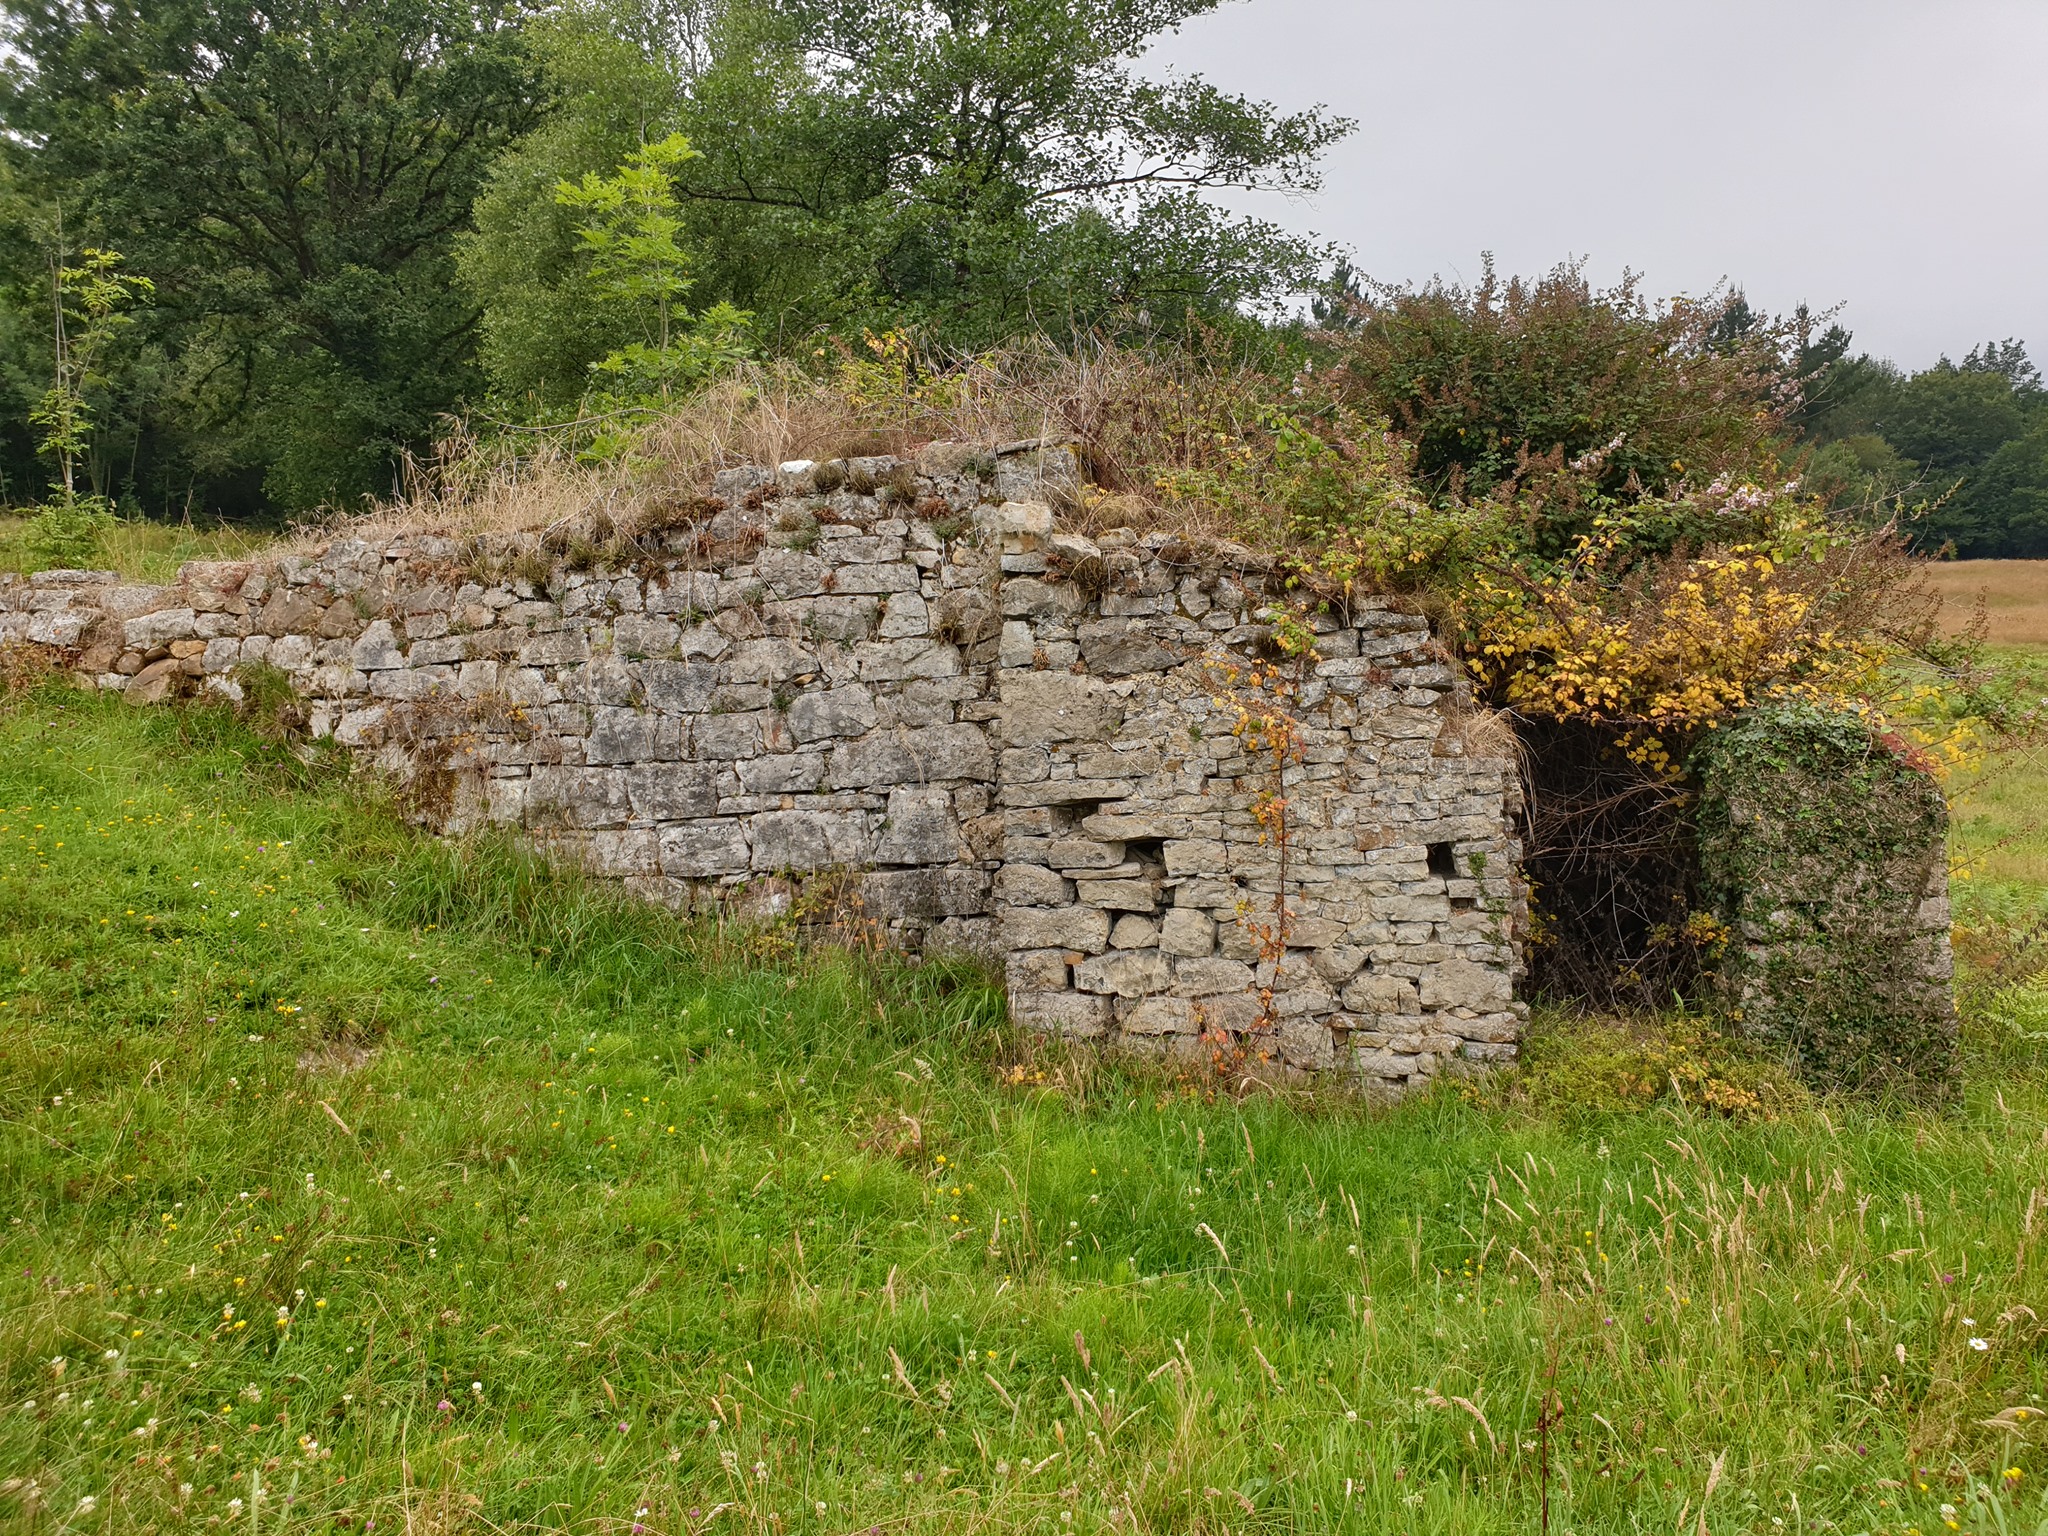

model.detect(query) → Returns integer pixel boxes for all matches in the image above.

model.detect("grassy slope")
[4,694,2048,1535]
[0,517,276,584]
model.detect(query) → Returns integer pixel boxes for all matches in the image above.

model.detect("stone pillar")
[1694,703,1956,1095]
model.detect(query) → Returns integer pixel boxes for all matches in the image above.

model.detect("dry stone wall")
[2,440,1527,1089]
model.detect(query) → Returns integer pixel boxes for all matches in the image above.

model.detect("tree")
[553,133,751,407]
[1319,258,1794,557]
[22,241,151,567]
[462,0,1349,388]
[0,0,544,514]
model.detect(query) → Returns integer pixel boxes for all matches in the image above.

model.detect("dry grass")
[308,343,1298,553]
[1925,560,2048,645]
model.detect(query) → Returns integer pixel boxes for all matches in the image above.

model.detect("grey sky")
[1146,0,2048,370]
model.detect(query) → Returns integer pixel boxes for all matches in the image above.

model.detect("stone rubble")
[3,439,1528,1089]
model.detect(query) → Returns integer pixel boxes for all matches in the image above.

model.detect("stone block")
[125,608,198,650]
[788,684,878,742]
[1077,619,1180,675]
[626,763,719,820]
[1342,972,1419,1014]
[1172,957,1255,996]
[735,753,827,794]
[828,725,993,787]
[727,638,819,685]
[1000,672,1121,744]
[1073,948,1167,997]
[1159,907,1215,957]
[1003,905,1112,953]
[1010,990,1111,1037]
[1110,914,1160,949]
[878,592,930,638]
[1120,996,1198,1035]
[874,786,969,866]
[861,867,989,919]
[694,711,765,759]
[1048,838,1126,870]
[1007,949,1071,991]
[1418,956,1511,1011]
[751,809,870,871]
[832,562,921,595]
[586,707,681,764]
[1076,878,1159,912]
[995,862,1070,907]
[659,821,751,878]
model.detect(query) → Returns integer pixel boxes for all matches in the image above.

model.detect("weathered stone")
[874,786,969,865]
[1010,990,1111,1036]
[751,809,869,871]
[1000,672,1121,744]
[1110,913,1159,948]
[1078,619,1180,675]
[1120,996,1198,1035]
[995,863,1070,906]
[1076,878,1159,912]
[1418,956,1511,1011]
[1073,948,1168,997]
[735,753,828,794]
[1159,907,1215,957]
[861,867,989,919]
[626,763,719,820]
[1171,957,1255,996]
[660,821,751,878]
[1004,905,1112,953]
[828,725,993,787]
[787,685,878,742]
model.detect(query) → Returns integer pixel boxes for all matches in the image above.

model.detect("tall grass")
[0,513,277,582]
[4,684,2048,1535]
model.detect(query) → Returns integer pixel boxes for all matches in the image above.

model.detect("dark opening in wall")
[1515,716,1698,1009]
[1426,841,1459,878]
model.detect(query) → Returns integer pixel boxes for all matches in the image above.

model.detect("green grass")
[8,688,2048,1535]
[0,514,277,583]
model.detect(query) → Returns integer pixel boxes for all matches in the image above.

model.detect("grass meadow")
[0,645,2045,1532]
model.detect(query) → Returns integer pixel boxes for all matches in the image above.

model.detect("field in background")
[5,689,2048,1535]
[0,516,276,584]
[1926,560,2048,645]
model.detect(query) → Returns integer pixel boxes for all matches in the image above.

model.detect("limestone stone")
[995,863,1070,906]
[1000,672,1120,744]
[1159,908,1215,957]
[1110,914,1160,949]
[1171,957,1255,996]
[751,809,869,871]
[1073,949,1168,997]
[827,725,993,788]
[1418,956,1511,1010]
[660,821,751,877]
[874,786,969,865]
[735,753,828,794]
[788,685,878,742]
[626,763,719,820]
[1004,905,1112,954]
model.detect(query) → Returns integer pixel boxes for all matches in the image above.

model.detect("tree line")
[0,0,2041,560]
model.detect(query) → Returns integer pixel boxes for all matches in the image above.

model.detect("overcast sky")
[1145,0,2048,370]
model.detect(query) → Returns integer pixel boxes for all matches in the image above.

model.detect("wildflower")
[1971,1338,1990,1352]
[76,1495,97,1514]
[437,1399,453,1412]
[2007,1467,2024,1486]
[618,1421,630,1434]
[470,1382,483,1396]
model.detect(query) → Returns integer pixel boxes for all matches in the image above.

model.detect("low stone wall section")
[2,441,1527,1089]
